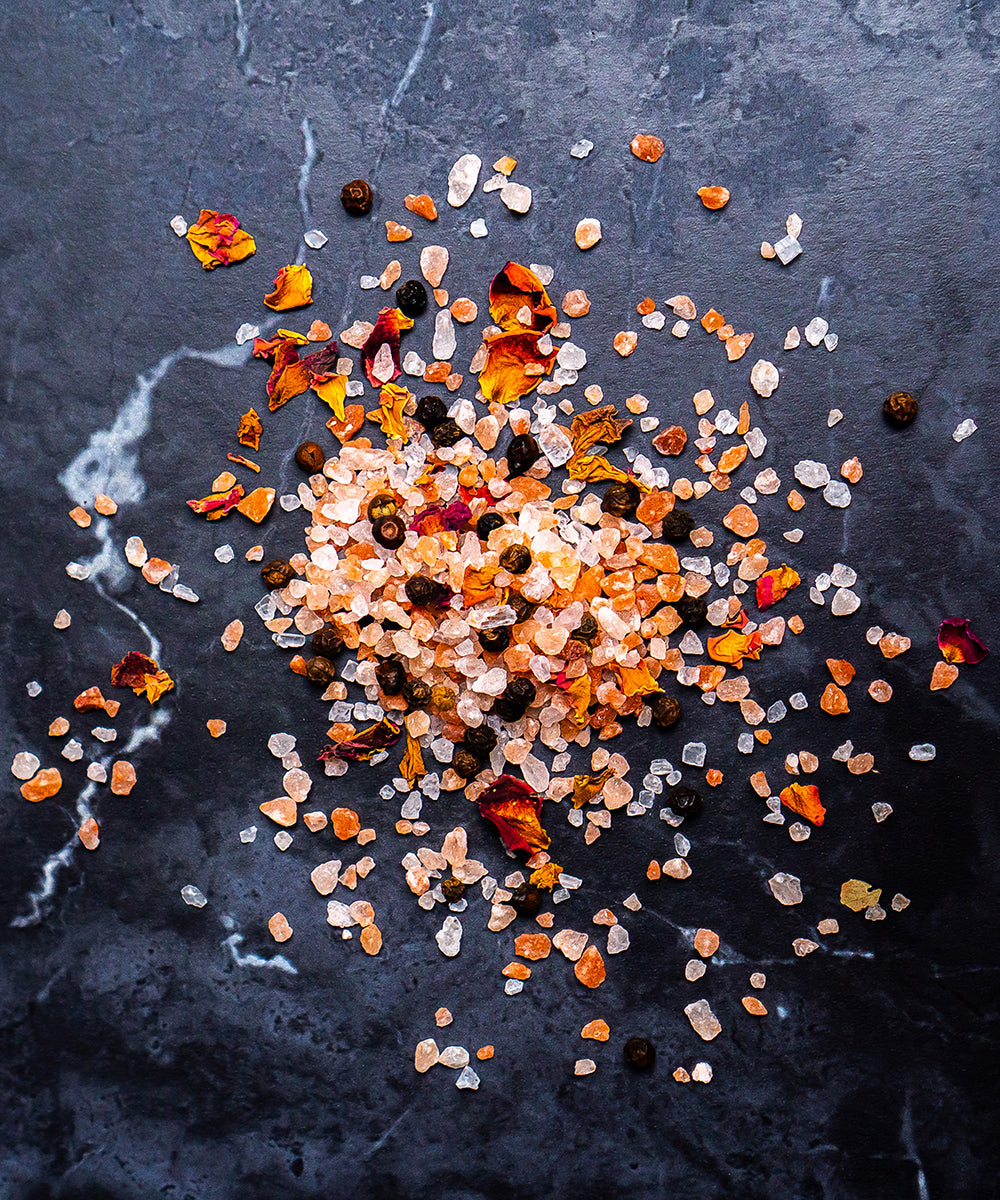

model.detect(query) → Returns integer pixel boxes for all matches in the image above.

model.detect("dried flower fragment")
[264,264,314,310]
[840,879,881,912]
[185,209,256,269]
[938,618,989,664]
[780,782,826,826]
[478,775,550,853]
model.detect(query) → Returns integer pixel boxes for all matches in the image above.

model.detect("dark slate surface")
[2,1,999,1197]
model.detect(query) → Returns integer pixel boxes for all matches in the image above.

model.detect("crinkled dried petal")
[301,341,341,378]
[361,307,414,387]
[134,669,175,705]
[264,263,314,310]
[618,662,659,697]
[566,451,633,486]
[368,382,411,441]
[570,405,633,455]
[756,564,801,610]
[572,766,614,809]
[938,618,989,664]
[478,330,557,406]
[529,862,563,891]
[707,629,763,667]
[237,408,262,450]
[318,718,403,762]
[557,672,592,725]
[311,374,348,422]
[186,484,244,517]
[399,733,426,785]
[111,651,160,688]
[410,500,471,536]
[267,340,312,411]
[780,782,826,826]
[488,262,557,332]
[478,774,550,853]
[840,879,882,912]
[185,209,256,269]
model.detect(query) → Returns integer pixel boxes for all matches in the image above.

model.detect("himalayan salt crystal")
[435,1008,453,1027]
[385,221,412,242]
[826,659,856,686]
[717,445,748,473]
[841,456,863,483]
[405,194,437,221]
[110,760,137,796]
[94,493,117,516]
[436,915,463,957]
[685,959,706,982]
[54,609,72,629]
[78,818,100,850]
[750,359,779,397]
[439,1045,470,1069]
[759,617,786,645]
[742,995,767,1016]
[575,1059,597,1076]
[303,811,328,832]
[260,796,296,827]
[515,933,552,960]
[477,1045,495,1060]
[784,325,801,349]
[694,928,720,958]
[726,332,754,362]
[793,938,819,956]
[451,298,478,323]
[723,504,759,537]
[311,860,342,895]
[630,133,665,162]
[213,471,238,491]
[789,821,810,842]
[607,926,630,954]
[930,661,959,690]
[48,718,70,736]
[848,752,874,774]
[750,972,767,988]
[613,331,638,357]
[794,460,830,489]
[786,490,805,512]
[420,245,449,287]
[206,719,227,738]
[307,320,331,341]
[663,858,692,879]
[768,872,802,905]
[503,962,532,980]
[636,297,656,316]
[447,153,482,206]
[331,808,361,839]
[501,182,532,213]
[788,615,805,634]
[820,684,849,715]
[892,894,911,912]
[750,771,770,797]
[879,633,911,659]
[574,218,602,250]
[581,1019,610,1041]
[592,908,617,926]
[647,860,662,881]
[415,1038,440,1072]
[693,388,715,414]
[636,491,673,525]
[268,912,293,942]
[489,904,517,931]
[221,619,244,651]
[741,700,766,726]
[818,918,839,935]
[716,677,750,701]
[799,751,819,773]
[21,767,62,802]
[74,687,119,717]
[684,999,722,1041]
[69,506,92,527]
[574,944,606,988]
[667,295,697,320]
[563,289,591,317]
[553,929,588,961]
[341,320,374,349]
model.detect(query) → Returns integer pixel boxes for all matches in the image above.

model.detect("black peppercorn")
[305,656,337,686]
[404,576,436,606]
[602,480,641,519]
[452,747,482,778]
[464,725,498,757]
[506,433,541,477]
[340,178,373,216]
[375,658,406,695]
[667,785,703,819]
[401,678,432,708]
[441,877,467,902]
[661,510,695,541]
[430,418,463,448]
[261,558,295,588]
[883,391,919,426]
[572,613,599,642]
[623,1036,656,1070]
[493,676,536,722]
[478,626,511,654]
[294,441,325,472]
[366,492,398,522]
[371,514,406,549]
[311,626,344,658]
[414,394,448,430]
[650,693,682,729]
[395,279,429,318]
[476,512,506,541]
[506,592,535,623]
[510,883,543,916]
[675,595,708,625]
[499,544,532,574]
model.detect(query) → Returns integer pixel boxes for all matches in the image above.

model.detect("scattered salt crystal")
[784,529,803,543]
[501,182,532,213]
[557,342,587,370]
[773,234,802,264]
[173,584,199,603]
[642,311,666,330]
[691,1062,713,1084]
[504,979,524,995]
[403,350,426,375]
[767,873,803,905]
[570,139,594,157]
[681,742,706,767]
[470,218,488,238]
[767,701,787,723]
[607,926,630,954]
[279,494,301,512]
[865,905,886,922]
[832,740,854,761]
[823,481,852,508]
[181,885,207,907]
[738,732,754,753]
[892,893,910,911]
[11,752,40,780]
[274,831,293,850]
[360,275,379,289]
[439,1045,470,1068]
[436,915,463,956]
[672,320,690,337]
[804,317,828,346]
[574,1058,597,1076]
[304,228,328,249]
[235,322,259,345]
[828,408,844,426]
[61,740,83,761]
[685,959,706,981]
[91,727,116,742]
[750,360,779,397]
[170,214,188,236]
[53,609,72,629]
[794,460,830,488]
[744,427,767,457]
[789,692,808,710]
[684,999,722,1041]
[447,153,482,207]
[872,802,893,822]
[784,326,801,349]
[794,937,819,954]
[909,743,936,762]
[789,822,810,842]
[87,763,108,783]
[456,1065,480,1090]
[239,826,257,843]
[66,562,91,580]
[824,332,839,351]
[214,544,234,563]
[529,264,554,285]
[953,419,978,442]
[830,588,860,616]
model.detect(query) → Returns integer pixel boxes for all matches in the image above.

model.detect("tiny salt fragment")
[691,1062,713,1084]
[823,481,852,508]
[953,419,978,442]
[828,408,844,426]
[892,893,910,911]
[235,323,259,345]
[768,872,803,905]
[909,743,936,762]
[682,742,706,767]
[215,544,234,563]
[181,885,207,907]
[773,235,802,264]
[684,999,722,1041]
[804,317,829,346]
[87,763,107,783]
[61,740,83,761]
[830,588,860,616]
[872,802,893,822]
[304,229,328,249]
[11,752,40,780]
[570,139,594,158]
[456,1066,480,1089]
[239,826,257,843]
[470,218,488,238]
[170,214,188,236]
[824,332,839,351]
[436,914,463,957]
[447,154,482,207]
[500,182,532,213]
[750,360,779,397]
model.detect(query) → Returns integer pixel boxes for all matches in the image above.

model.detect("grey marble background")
[2,1,999,1197]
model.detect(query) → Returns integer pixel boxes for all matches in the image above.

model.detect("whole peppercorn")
[311,626,344,658]
[431,685,457,711]
[402,678,432,708]
[499,544,532,574]
[304,656,337,686]
[404,575,437,606]
[414,394,448,430]
[371,514,406,549]
[506,433,541,477]
[572,612,599,642]
[464,725,498,757]
[623,1036,656,1070]
[452,747,482,778]
[366,492,398,522]
[601,480,641,519]
[675,595,708,625]
[294,441,325,472]
[476,512,506,541]
[883,391,919,426]
[395,279,429,318]
[441,877,467,902]
[667,785,704,819]
[510,883,543,916]
[493,677,536,722]
[340,178,373,216]
[661,510,696,541]
[375,658,406,695]
[478,626,511,654]
[650,693,682,729]
[506,592,535,623]
[261,558,295,588]
[430,418,463,448]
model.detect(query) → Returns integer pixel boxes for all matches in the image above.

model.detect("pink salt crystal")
[878,633,911,659]
[666,295,697,320]
[592,909,618,926]
[420,245,449,287]
[817,919,839,935]
[110,761,137,796]
[798,751,819,773]
[379,259,402,290]
[662,858,692,879]
[740,700,766,726]
[94,493,118,516]
[221,619,244,651]
[415,1038,440,1072]
[268,912,293,942]
[562,290,591,317]
[868,679,893,702]
[303,811,328,832]
[69,506,92,528]
[759,617,786,645]
[716,677,750,701]
[78,818,100,849]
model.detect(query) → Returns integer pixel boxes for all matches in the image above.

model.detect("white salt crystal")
[304,229,328,249]
[181,885,207,907]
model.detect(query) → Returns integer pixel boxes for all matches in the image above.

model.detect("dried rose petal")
[938,618,989,664]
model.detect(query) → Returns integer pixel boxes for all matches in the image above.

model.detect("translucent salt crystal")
[953,419,977,442]
[279,494,301,512]
[401,792,422,819]
[436,915,463,956]
[691,1062,713,1084]
[87,763,108,783]
[815,573,832,592]
[538,424,574,466]
[744,427,767,457]
[268,732,296,758]
[789,822,810,842]
[788,692,808,710]
[767,701,786,723]
[61,739,83,761]
[784,326,801,349]
[804,317,828,346]
[685,958,706,981]
[832,740,854,761]
[447,153,482,207]
[234,322,259,346]
[738,732,754,754]
[91,727,116,742]
[159,567,179,592]
[433,309,456,359]
[866,625,884,644]
[892,893,910,911]
[823,481,852,508]
[483,172,506,193]
[181,885,207,907]
[767,872,803,905]
[11,752,40,780]
[403,350,426,376]
[684,999,722,1041]
[501,182,532,213]
[472,667,507,696]
[824,332,839,351]
[456,1065,480,1089]
[909,743,936,762]
[607,925,630,954]
[66,562,91,580]
[570,138,594,157]
[680,557,711,577]
[170,214,188,236]
[650,759,672,775]
[674,833,690,857]
[830,588,860,616]
[557,342,587,370]
[672,320,690,337]
[505,979,524,995]
[865,904,886,921]
[304,228,328,249]
[274,831,293,850]
[773,234,802,264]
[214,544,234,564]
[794,460,830,488]
[682,742,706,767]
[872,802,893,822]
[642,310,665,330]
[470,218,488,238]
[173,584,199,603]
[346,380,364,397]
[829,563,856,587]
[239,826,257,843]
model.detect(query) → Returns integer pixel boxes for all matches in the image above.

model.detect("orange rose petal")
[264,263,314,310]
[780,782,827,826]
